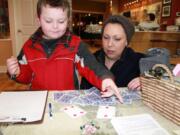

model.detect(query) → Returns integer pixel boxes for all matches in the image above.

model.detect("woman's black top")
[80,47,145,89]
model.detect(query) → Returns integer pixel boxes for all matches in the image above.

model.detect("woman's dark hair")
[37,0,70,18]
[102,15,135,44]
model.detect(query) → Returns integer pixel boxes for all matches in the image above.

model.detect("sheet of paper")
[111,114,170,135]
[0,91,48,123]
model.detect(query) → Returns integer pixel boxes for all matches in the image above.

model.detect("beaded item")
[80,121,100,135]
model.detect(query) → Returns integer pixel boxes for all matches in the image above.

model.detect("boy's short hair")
[37,0,70,18]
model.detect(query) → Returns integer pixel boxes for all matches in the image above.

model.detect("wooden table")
[0,90,180,135]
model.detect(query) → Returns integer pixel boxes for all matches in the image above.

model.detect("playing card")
[86,92,102,101]
[61,105,86,118]
[54,93,64,100]
[54,87,119,106]
[97,106,116,119]
[123,94,132,104]
[59,94,77,104]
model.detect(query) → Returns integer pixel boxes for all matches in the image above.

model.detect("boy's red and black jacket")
[15,28,113,90]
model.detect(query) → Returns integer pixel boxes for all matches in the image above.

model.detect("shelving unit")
[130,31,180,64]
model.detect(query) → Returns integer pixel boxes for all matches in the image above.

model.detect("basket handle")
[152,64,174,83]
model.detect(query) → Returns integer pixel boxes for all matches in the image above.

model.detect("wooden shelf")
[170,57,180,64]
[150,39,180,43]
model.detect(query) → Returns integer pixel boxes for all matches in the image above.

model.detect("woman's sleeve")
[75,41,114,90]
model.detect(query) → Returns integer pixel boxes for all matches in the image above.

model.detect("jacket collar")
[30,27,72,48]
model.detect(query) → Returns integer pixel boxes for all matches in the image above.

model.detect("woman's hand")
[127,77,141,90]
[7,56,20,77]
[101,78,123,103]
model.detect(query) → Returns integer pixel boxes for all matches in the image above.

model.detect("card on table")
[123,94,132,104]
[96,106,116,119]
[61,105,86,118]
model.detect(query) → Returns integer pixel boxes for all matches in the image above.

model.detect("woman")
[81,15,145,90]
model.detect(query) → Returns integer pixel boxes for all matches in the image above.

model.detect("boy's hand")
[6,56,20,77]
[101,78,123,103]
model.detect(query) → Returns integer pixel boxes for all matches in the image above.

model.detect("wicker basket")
[141,64,180,126]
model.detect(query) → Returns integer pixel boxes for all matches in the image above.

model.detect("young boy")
[6,0,122,102]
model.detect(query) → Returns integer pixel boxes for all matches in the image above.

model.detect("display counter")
[130,31,180,64]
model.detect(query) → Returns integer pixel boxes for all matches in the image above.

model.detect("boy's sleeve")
[75,41,114,90]
[15,49,33,84]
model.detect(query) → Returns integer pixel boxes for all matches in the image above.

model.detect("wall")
[72,0,119,22]
[161,0,180,25]
[118,0,162,27]
[111,0,119,15]
[0,39,12,72]
[103,0,119,20]
[129,2,161,24]
[119,0,180,28]
[72,0,107,13]
[119,0,162,12]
